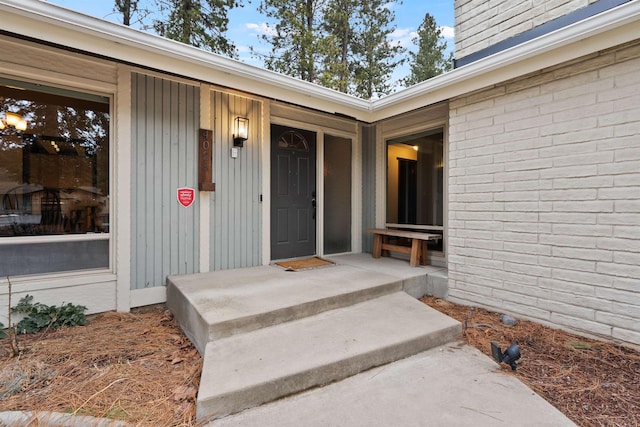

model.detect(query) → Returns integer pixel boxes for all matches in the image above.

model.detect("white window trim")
[0,65,118,293]
[379,119,449,262]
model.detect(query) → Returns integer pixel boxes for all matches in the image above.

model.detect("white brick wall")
[448,41,640,345]
[455,0,598,60]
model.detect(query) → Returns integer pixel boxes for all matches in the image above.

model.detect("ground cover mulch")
[0,305,202,426]
[1,300,639,426]
[421,296,640,427]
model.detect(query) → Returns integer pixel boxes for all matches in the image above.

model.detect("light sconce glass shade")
[5,112,21,127]
[16,119,28,131]
[3,112,28,131]
[233,117,249,147]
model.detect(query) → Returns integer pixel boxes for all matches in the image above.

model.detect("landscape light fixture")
[491,342,521,370]
[233,117,248,147]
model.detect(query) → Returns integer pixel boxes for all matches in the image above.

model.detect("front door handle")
[311,191,316,219]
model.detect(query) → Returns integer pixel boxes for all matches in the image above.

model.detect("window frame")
[0,76,115,278]
[383,122,448,260]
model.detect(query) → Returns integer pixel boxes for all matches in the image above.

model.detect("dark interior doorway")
[398,158,417,224]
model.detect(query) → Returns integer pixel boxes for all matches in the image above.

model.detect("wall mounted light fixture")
[1,112,28,131]
[233,117,249,147]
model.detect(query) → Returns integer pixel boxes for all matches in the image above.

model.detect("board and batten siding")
[131,73,200,290]
[209,90,262,270]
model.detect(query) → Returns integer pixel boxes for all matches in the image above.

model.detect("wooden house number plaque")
[198,128,216,191]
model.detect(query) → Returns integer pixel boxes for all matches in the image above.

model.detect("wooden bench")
[365,228,441,267]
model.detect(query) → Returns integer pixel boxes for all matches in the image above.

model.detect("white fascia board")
[370,0,640,122]
[0,0,371,120]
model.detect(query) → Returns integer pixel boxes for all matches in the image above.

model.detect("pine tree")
[258,0,404,98]
[257,0,325,82]
[153,0,241,58]
[319,0,356,93]
[350,0,405,99]
[403,13,452,87]
[114,0,140,26]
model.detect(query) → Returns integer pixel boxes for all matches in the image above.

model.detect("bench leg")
[372,234,382,258]
[420,240,429,265]
[381,236,390,257]
[409,238,420,267]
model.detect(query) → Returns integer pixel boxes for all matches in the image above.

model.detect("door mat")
[275,257,335,271]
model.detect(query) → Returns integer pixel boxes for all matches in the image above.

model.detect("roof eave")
[1,0,639,123]
[0,0,371,120]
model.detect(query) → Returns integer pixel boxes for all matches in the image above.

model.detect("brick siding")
[448,41,640,345]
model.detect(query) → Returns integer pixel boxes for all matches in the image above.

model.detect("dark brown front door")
[270,125,317,260]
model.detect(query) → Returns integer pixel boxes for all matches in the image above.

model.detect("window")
[277,130,310,151]
[324,134,352,254]
[0,78,110,276]
[387,128,444,252]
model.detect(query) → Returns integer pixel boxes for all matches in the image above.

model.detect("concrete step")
[426,269,449,299]
[167,264,406,354]
[196,292,461,421]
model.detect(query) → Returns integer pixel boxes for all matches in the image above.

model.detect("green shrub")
[11,295,87,334]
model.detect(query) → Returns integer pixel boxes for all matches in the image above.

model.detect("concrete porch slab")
[327,254,449,298]
[167,254,446,354]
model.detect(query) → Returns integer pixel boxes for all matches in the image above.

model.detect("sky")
[46,0,455,84]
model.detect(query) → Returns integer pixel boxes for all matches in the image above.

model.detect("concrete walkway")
[168,254,575,426]
[208,342,576,427]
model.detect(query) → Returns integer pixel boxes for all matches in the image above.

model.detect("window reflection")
[387,128,444,251]
[0,80,109,238]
